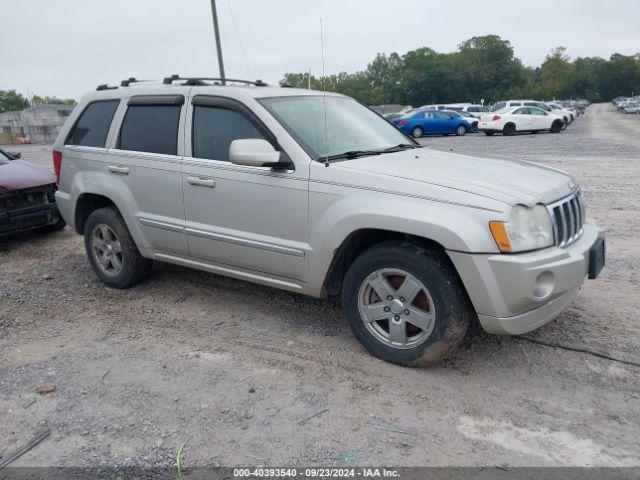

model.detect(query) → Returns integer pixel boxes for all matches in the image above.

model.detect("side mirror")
[229,139,282,168]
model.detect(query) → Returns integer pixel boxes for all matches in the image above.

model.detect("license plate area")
[588,237,605,279]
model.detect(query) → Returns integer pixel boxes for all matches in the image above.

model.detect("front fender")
[308,191,502,287]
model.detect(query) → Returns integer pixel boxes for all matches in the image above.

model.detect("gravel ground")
[1,103,639,468]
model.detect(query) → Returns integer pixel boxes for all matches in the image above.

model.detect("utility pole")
[210,0,226,85]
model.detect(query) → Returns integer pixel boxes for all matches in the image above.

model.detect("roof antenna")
[320,18,329,167]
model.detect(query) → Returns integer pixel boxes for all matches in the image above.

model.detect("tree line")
[281,35,640,106]
[0,90,76,114]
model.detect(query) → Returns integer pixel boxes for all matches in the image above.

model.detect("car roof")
[80,82,344,104]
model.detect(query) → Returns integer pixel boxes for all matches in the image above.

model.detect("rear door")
[181,95,309,281]
[107,94,188,254]
[512,107,533,130]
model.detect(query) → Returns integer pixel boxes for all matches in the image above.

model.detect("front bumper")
[448,223,604,335]
[0,196,61,236]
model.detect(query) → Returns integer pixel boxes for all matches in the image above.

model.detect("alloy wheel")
[91,224,123,276]
[357,268,436,349]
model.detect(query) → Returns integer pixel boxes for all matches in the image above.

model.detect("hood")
[0,159,56,191]
[330,148,576,206]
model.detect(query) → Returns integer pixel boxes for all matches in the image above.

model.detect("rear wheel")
[455,124,467,136]
[342,242,473,367]
[502,123,516,136]
[411,127,423,138]
[84,207,152,288]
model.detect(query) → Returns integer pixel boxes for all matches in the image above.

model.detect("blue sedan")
[393,109,472,138]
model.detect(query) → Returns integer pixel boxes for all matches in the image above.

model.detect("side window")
[514,108,529,115]
[118,105,181,155]
[530,108,546,116]
[467,107,478,112]
[478,107,489,112]
[66,100,119,147]
[192,106,265,162]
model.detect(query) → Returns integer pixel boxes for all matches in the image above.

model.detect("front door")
[181,96,309,281]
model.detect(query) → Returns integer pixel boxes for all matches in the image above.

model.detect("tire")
[83,207,152,288]
[342,241,473,367]
[502,123,516,136]
[550,120,564,133]
[484,131,495,136]
[455,124,467,136]
[411,127,423,138]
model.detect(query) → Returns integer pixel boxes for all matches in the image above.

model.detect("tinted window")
[467,107,478,112]
[490,102,506,112]
[193,106,265,162]
[67,100,119,147]
[118,105,181,155]
[447,106,463,111]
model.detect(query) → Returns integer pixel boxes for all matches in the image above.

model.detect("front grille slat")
[548,191,585,248]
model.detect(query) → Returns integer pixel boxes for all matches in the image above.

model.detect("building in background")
[0,104,75,144]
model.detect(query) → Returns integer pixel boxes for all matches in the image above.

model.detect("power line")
[225,0,253,79]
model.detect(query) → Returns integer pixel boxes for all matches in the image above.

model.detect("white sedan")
[479,106,566,136]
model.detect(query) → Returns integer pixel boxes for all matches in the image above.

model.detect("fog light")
[533,271,555,299]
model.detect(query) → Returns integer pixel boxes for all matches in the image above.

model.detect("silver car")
[53,77,605,366]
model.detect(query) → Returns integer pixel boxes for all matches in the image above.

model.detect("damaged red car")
[0,149,65,237]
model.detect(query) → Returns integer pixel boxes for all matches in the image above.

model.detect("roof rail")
[162,75,268,87]
[96,84,118,91]
[120,77,155,87]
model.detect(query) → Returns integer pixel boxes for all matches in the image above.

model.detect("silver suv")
[54,76,605,366]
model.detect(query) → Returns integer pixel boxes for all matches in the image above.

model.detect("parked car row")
[388,99,586,137]
[613,96,640,114]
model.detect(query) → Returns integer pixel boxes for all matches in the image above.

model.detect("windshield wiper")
[325,150,383,161]
[382,143,422,152]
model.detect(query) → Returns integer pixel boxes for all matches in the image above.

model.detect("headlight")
[490,204,554,253]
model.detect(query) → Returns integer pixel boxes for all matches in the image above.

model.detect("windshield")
[260,95,412,160]
[0,150,11,165]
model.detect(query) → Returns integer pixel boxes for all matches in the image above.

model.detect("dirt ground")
[1,103,639,468]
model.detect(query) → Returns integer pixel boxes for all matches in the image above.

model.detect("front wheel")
[84,207,152,288]
[455,124,467,136]
[411,127,423,138]
[342,242,473,367]
[550,120,564,133]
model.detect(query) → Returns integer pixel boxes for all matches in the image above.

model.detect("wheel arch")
[322,229,448,297]
[67,171,150,255]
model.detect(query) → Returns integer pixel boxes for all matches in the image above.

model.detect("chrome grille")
[547,191,585,247]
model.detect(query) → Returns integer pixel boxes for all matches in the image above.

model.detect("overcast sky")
[2,0,639,99]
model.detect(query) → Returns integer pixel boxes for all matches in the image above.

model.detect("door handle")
[187,176,216,188]
[107,165,130,175]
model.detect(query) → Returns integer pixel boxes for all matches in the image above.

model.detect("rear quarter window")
[66,100,119,147]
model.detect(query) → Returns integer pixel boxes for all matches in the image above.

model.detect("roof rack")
[96,75,270,92]
[162,74,268,87]
[120,77,155,87]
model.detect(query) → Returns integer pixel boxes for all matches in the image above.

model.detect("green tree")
[0,90,30,113]
[31,95,76,105]
[537,47,573,99]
